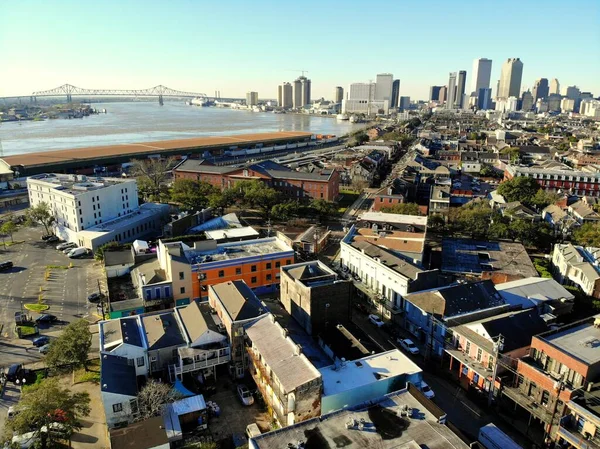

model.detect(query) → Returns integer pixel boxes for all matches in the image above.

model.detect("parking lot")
[0,223,106,340]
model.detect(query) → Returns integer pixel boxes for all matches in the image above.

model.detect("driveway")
[66,379,109,449]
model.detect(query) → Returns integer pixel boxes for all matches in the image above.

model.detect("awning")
[173,380,195,398]
[445,347,494,380]
[171,395,207,416]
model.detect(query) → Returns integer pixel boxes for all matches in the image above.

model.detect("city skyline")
[0,0,599,100]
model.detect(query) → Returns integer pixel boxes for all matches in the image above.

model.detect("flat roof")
[320,349,421,397]
[359,211,428,227]
[250,388,469,449]
[184,237,292,265]
[27,173,131,195]
[109,416,168,449]
[543,321,600,365]
[2,131,313,169]
[205,226,259,241]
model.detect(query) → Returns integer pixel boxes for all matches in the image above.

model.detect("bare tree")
[131,157,175,201]
[137,379,182,420]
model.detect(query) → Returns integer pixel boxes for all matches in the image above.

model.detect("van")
[246,423,261,439]
[67,247,87,258]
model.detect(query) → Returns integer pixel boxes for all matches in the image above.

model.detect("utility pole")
[488,334,504,406]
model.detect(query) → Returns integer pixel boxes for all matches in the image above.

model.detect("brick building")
[505,165,600,197]
[173,159,340,202]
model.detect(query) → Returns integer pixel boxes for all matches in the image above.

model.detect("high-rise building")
[375,73,393,102]
[456,70,467,108]
[548,94,562,112]
[549,78,560,95]
[561,98,575,113]
[477,88,492,110]
[496,80,500,99]
[334,86,344,103]
[279,82,293,109]
[566,86,581,100]
[429,86,442,102]
[344,81,389,115]
[521,91,534,111]
[246,91,258,106]
[399,96,411,111]
[438,86,447,102]
[447,72,457,109]
[532,78,549,101]
[391,79,400,109]
[471,58,492,94]
[498,58,523,99]
[292,76,311,108]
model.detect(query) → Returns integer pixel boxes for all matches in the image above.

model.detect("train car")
[246,148,260,155]
[297,142,308,148]
[286,143,298,149]
[274,144,287,150]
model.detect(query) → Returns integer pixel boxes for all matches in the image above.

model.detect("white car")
[237,385,254,406]
[368,314,384,327]
[420,381,435,399]
[56,242,77,251]
[398,338,420,355]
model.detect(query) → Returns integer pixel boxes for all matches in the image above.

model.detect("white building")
[471,58,492,94]
[343,82,389,115]
[375,73,393,102]
[498,58,523,99]
[552,243,600,299]
[27,174,169,251]
[246,91,258,106]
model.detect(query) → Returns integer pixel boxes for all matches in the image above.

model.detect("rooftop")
[204,226,259,241]
[100,316,144,351]
[209,280,266,322]
[109,416,168,449]
[540,316,600,365]
[358,211,428,228]
[175,301,209,343]
[184,237,293,265]
[27,173,131,196]
[100,353,138,397]
[80,202,168,235]
[250,388,469,449]
[131,258,166,288]
[442,238,538,278]
[495,277,575,309]
[320,349,421,397]
[141,311,186,350]
[354,228,425,255]
[349,239,425,280]
[4,131,313,169]
[282,261,339,287]
[244,314,322,393]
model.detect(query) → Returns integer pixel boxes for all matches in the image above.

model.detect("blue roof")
[101,353,138,397]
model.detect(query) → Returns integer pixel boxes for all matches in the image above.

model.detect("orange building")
[157,237,295,301]
[173,159,340,202]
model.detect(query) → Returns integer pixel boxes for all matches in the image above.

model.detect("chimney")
[282,327,288,338]
[588,382,594,392]
[295,344,302,356]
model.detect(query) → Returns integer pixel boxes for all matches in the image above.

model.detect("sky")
[1,0,599,101]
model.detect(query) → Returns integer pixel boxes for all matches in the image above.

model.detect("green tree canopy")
[1,377,90,447]
[380,202,420,216]
[271,201,300,221]
[449,203,493,239]
[500,147,520,163]
[0,220,18,244]
[131,157,174,201]
[45,319,92,371]
[170,179,217,211]
[497,177,541,204]
[309,199,338,221]
[25,202,56,236]
[573,223,600,248]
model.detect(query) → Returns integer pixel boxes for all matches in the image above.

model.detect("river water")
[0,102,360,156]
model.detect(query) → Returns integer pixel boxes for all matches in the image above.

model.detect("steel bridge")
[30,84,209,105]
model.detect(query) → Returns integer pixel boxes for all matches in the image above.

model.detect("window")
[266,274,272,281]
[286,259,292,265]
[541,390,550,406]
[218,270,225,278]
[465,341,471,355]
[251,276,257,284]
[276,261,281,268]
[112,403,123,413]
[179,272,185,280]
[251,265,257,272]
[236,267,242,275]
[477,348,482,362]
[180,287,185,294]
[266,262,272,269]
[136,357,145,367]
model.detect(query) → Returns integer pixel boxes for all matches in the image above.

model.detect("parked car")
[56,242,77,251]
[0,261,13,272]
[35,314,57,324]
[87,292,105,303]
[246,423,261,439]
[420,381,435,399]
[39,344,51,354]
[368,314,384,328]
[41,234,54,241]
[398,338,420,355]
[5,364,23,383]
[32,336,50,347]
[237,385,255,406]
[45,236,59,243]
[67,247,87,258]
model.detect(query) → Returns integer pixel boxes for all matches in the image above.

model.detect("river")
[0,102,361,156]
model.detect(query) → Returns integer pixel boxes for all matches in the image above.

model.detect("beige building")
[552,243,600,299]
[280,261,352,335]
[157,241,193,306]
[246,91,258,106]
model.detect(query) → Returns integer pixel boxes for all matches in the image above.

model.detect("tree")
[208,189,236,213]
[0,220,17,243]
[271,201,300,221]
[479,165,500,178]
[45,319,92,371]
[573,223,600,248]
[500,147,520,163]
[428,214,447,233]
[352,131,369,146]
[508,219,553,248]
[380,202,420,215]
[350,178,369,192]
[497,177,541,204]
[450,203,493,239]
[170,179,216,211]
[529,189,560,210]
[309,199,337,221]
[137,379,182,420]
[132,157,174,201]
[1,378,90,447]
[26,202,56,236]
[231,180,281,217]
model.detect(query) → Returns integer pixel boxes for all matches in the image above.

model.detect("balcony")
[501,385,556,424]
[170,346,231,380]
[353,281,402,315]
[246,346,287,425]
[558,416,600,449]
[444,346,494,380]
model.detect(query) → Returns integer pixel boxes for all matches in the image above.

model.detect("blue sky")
[1,0,599,100]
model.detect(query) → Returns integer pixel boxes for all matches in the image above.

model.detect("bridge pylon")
[158,94,164,106]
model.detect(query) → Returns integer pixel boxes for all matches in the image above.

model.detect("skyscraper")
[375,73,394,102]
[532,78,549,101]
[301,77,311,107]
[447,72,457,109]
[566,85,581,100]
[438,86,447,102]
[456,70,467,108]
[292,76,311,108]
[279,82,293,109]
[334,86,344,103]
[429,86,442,102]
[477,88,492,110]
[521,91,534,111]
[391,79,400,109]
[399,96,411,111]
[471,58,492,94]
[293,78,302,108]
[246,91,258,106]
[498,58,523,99]
[549,78,560,95]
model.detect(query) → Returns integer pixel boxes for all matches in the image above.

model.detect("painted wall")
[102,391,136,428]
